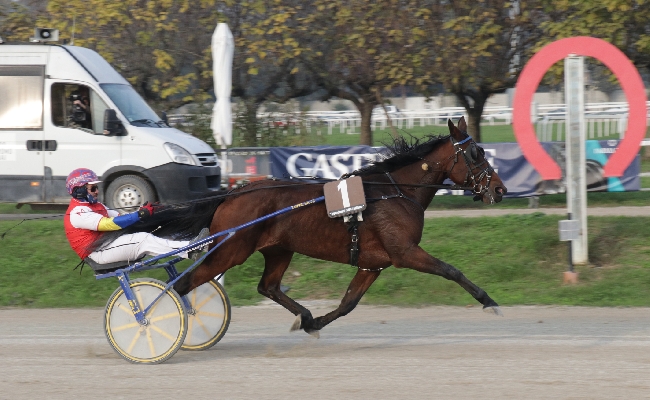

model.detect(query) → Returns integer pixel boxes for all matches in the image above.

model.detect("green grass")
[319,123,643,146]
[0,203,63,214]
[319,124,518,146]
[428,190,650,209]
[3,215,650,308]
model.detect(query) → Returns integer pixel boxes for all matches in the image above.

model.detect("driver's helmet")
[66,168,101,195]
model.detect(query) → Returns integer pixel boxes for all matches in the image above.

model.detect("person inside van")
[64,168,209,265]
[69,87,92,129]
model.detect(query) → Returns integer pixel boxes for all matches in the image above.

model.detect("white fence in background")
[169,101,650,139]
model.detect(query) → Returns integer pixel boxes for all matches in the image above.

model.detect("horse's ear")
[448,118,463,137]
[457,116,467,132]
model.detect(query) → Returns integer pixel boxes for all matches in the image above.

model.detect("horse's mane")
[87,196,225,254]
[347,134,450,177]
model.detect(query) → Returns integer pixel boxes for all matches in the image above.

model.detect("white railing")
[536,113,630,142]
[168,101,650,137]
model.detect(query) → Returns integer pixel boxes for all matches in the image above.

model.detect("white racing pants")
[88,232,191,264]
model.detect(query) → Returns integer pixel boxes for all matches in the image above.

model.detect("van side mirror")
[103,109,126,136]
[161,111,169,126]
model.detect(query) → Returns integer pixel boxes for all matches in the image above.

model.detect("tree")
[540,0,650,73]
[42,0,253,110]
[229,0,321,145]
[418,0,546,142]
[0,0,45,41]
[296,0,425,145]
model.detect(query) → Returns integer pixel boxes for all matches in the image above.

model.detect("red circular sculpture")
[513,36,647,179]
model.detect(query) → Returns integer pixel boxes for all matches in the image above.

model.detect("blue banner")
[270,145,387,179]
[485,140,639,197]
[269,141,640,197]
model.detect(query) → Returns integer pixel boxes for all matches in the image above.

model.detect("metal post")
[566,213,573,272]
[559,215,579,283]
[218,144,227,287]
[564,56,588,265]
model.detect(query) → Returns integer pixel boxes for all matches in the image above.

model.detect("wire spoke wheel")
[104,278,187,364]
[182,279,231,351]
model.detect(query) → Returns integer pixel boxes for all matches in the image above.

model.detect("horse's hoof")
[306,329,320,339]
[483,305,503,316]
[290,315,302,332]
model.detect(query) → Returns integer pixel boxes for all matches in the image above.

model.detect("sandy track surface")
[1,304,649,399]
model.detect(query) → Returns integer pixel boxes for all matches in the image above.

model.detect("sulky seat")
[84,256,144,274]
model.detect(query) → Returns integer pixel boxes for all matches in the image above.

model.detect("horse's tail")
[86,196,225,254]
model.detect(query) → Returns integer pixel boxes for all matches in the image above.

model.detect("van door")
[44,81,121,202]
[0,65,45,202]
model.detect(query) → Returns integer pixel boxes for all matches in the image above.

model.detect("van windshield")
[100,84,164,127]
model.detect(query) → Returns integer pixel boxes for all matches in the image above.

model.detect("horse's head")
[438,117,507,204]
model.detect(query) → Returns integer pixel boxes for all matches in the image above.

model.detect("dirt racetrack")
[1,304,650,399]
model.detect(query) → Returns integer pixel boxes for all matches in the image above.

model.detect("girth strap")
[347,214,360,266]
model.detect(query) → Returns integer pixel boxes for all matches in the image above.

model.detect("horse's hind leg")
[393,245,502,315]
[303,269,381,334]
[257,248,318,334]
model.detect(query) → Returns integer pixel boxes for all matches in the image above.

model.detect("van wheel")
[106,175,156,213]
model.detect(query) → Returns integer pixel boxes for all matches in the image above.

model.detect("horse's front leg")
[257,248,320,335]
[306,269,381,333]
[393,245,502,315]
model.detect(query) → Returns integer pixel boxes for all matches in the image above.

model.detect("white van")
[0,43,221,211]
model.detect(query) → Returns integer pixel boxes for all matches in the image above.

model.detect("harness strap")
[347,215,360,266]
[380,172,425,212]
[346,216,389,272]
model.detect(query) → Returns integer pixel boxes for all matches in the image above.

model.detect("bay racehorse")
[181,116,508,335]
[94,117,507,336]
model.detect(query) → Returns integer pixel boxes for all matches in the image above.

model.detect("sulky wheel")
[181,279,231,351]
[104,278,187,364]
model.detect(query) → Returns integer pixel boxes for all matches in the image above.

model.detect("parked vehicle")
[0,41,221,211]
[372,105,401,118]
[482,110,512,125]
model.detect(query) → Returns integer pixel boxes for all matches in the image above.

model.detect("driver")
[64,168,209,264]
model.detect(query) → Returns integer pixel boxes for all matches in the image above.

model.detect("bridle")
[439,134,496,203]
[368,133,498,206]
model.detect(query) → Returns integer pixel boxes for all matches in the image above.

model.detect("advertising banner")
[484,140,639,197]
[269,141,640,197]
[270,145,386,179]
